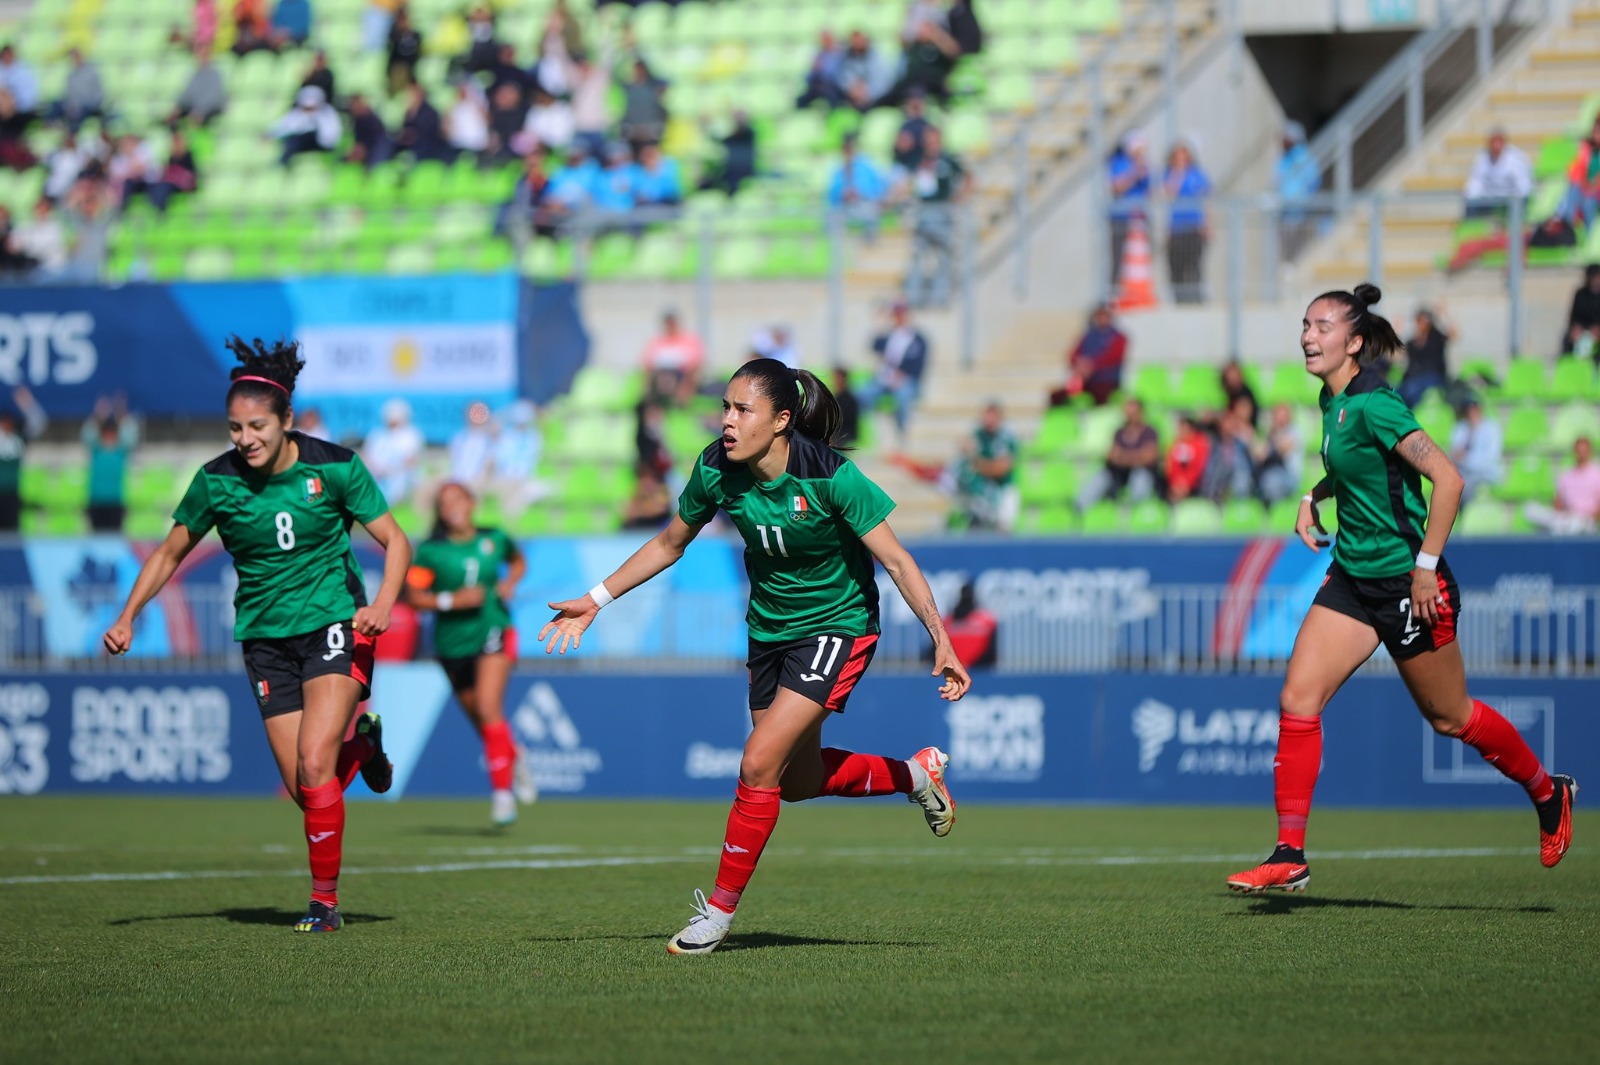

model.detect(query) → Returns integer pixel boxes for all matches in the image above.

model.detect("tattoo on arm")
[1396,430,1451,478]
[910,593,942,636]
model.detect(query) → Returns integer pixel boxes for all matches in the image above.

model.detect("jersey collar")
[1340,365,1390,396]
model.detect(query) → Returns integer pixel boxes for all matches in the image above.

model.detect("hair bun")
[1352,282,1382,308]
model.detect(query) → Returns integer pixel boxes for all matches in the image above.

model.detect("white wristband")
[436,591,454,611]
[1414,551,1440,571]
[1301,494,1314,504]
[588,581,615,609]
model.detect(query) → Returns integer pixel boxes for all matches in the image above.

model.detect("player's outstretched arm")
[354,512,412,637]
[859,521,972,702]
[539,514,704,655]
[1395,429,1464,626]
[103,522,206,655]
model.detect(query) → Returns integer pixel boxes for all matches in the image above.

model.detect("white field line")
[0,845,1541,887]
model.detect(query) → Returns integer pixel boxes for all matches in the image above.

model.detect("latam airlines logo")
[1132,698,1278,776]
[512,683,601,793]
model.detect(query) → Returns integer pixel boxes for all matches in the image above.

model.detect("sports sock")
[481,720,516,793]
[707,782,781,915]
[1274,712,1322,851]
[335,733,375,791]
[301,780,344,907]
[816,748,915,797]
[1458,699,1553,803]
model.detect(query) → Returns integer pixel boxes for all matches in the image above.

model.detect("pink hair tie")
[233,375,290,395]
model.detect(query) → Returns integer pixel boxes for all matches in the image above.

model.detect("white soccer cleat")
[491,789,517,826]
[666,889,733,955]
[512,745,539,805]
[908,746,956,837]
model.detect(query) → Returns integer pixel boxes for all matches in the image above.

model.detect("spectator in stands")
[590,143,639,227]
[1108,132,1150,287]
[491,399,546,510]
[171,47,228,126]
[618,59,668,155]
[941,581,997,670]
[499,149,565,243]
[48,48,104,131]
[946,0,983,55]
[0,90,37,171]
[831,366,861,448]
[297,407,328,439]
[635,399,671,480]
[622,463,674,530]
[447,401,495,492]
[61,172,115,279]
[1557,117,1600,235]
[11,198,67,278]
[446,82,492,160]
[632,142,682,210]
[569,50,613,160]
[1201,406,1255,502]
[540,0,585,92]
[232,0,279,55]
[1050,301,1127,407]
[142,130,199,213]
[344,93,392,166]
[173,0,219,53]
[949,401,1019,532]
[83,394,139,533]
[483,82,529,165]
[1448,398,1503,505]
[364,0,399,53]
[273,0,313,47]
[44,132,92,203]
[0,44,37,118]
[387,6,424,94]
[796,31,844,109]
[827,133,891,241]
[895,125,970,308]
[396,82,452,162]
[300,50,336,102]
[461,4,500,75]
[1165,414,1210,502]
[902,0,945,41]
[1219,361,1258,428]
[108,133,160,207]
[363,398,425,506]
[858,300,929,447]
[1463,128,1532,220]
[0,206,32,275]
[883,17,964,107]
[1562,262,1600,359]
[484,42,531,101]
[1078,397,1163,507]
[1252,402,1304,505]
[894,91,931,170]
[268,85,341,165]
[1277,119,1321,261]
[641,310,706,407]
[522,86,574,154]
[1164,141,1210,304]
[751,324,800,368]
[1524,437,1600,535]
[1396,305,1454,407]
[549,142,599,215]
[0,386,44,532]
[836,30,892,113]
[699,110,756,196]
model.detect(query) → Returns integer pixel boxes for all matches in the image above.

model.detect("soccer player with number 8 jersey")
[103,338,413,933]
[539,358,972,955]
[1227,285,1576,894]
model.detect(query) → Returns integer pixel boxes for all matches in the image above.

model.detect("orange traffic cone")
[1116,217,1158,311]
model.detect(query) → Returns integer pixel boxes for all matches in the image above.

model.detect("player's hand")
[1295,496,1329,552]
[495,580,518,604]
[103,619,133,656]
[353,604,391,637]
[1411,568,1443,626]
[449,586,487,610]
[930,646,971,702]
[538,595,600,655]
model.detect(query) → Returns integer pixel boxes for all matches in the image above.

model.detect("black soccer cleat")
[356,712,393,794]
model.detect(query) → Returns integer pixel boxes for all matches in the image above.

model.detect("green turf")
[0,798,1593,1064]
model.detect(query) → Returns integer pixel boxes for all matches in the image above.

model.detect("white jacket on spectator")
[269,88,342,150]
[1464,144,1532,201]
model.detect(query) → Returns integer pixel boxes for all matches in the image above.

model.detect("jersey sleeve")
[1365,390,1424,451]
[334,453,390,524]
[408,540,438,591]
[827,460,896,537]
[676,457,719,527]
[171,469,216,535]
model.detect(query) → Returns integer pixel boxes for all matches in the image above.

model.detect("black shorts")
[747,632,878,713]
[241,620,376,718]
[1312,559,1461,661]
[438,626,518,692]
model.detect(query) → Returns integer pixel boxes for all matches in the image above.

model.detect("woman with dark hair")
[539,358,972,954]
[102,338,413,933]
[1227,285,1576,895]
[405,481,535,826]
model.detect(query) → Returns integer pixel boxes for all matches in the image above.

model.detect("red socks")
[817,748,915,797]
[301,780,344,907]
[1458,699,1554,803]
[1274,712,1323,851]
[335,733,375,791]
[708,782,781,914]
[481,720,516,792]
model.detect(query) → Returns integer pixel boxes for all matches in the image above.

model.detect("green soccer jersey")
[1318,366,1430,578]
[413,527,517,659]
[678,434,896,642]
[173,432,390,640]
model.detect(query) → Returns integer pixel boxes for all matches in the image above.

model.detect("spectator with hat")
[268,85,342,165]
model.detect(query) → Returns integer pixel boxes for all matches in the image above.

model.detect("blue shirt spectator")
[0,46,38,114]
[550,154,599,209]
[1108,133,1149,219]
[630,145,682,207]
[1165,149,1210,233]
[272,0,313,45]
[1277,121,1321,211]
[827,149,890,207]
[591,152,637,212]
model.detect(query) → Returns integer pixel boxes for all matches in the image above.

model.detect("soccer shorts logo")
[254,679,271,706]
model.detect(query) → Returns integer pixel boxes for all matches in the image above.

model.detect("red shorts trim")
[1430,573,1457,651]
[351,629,376,690]
[824,635,879,712]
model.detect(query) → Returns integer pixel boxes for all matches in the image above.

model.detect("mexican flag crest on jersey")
[303,476,324,502]
[790,494,808,521]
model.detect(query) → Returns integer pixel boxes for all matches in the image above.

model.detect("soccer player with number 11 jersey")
[540,358,972,955]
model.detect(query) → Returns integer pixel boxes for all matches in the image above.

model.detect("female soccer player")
[102,338,413,933]
[1227,285,1576,894]
[405,481,536,826]
[539,358,972,955]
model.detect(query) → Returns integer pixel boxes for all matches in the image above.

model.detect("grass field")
[0,797,1593,1064]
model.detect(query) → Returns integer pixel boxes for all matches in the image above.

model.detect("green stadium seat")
[1263,362,1319,406]
[1175,365,1226,411]
[1549,402,1600,452]
[1534,138,1578,181]
[1550,356,1595,401]
[1413,399,1454,443]
[1498,357,1546,402]
[1456,499,1513,535]
[1067,405,1122,459]
[521,239,574,282]
[1221,498,1268,535]
[1267,497,1301,532]
[1171,498,1224,536]
[1032,504,1079,534]
[386,244,435,275]
[1493,454,1555,503]
[1125,499,1170,536]
[1018,460,1075,505]
[712,236,767,279]
[566,367,642,415]
[1503,405,1546,451]
[124,509,174,540]
[1131,364,1174,407]
[1080,500,1122,535]
[1025,408,1077,456]
[127,465,179,511]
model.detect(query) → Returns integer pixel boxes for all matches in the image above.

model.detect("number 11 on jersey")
[756,524,789,557]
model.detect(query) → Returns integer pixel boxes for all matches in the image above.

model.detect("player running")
[539,358,972,955]
[405,481,537,826]
[103,338,412,933]
[1228,284,1576,894]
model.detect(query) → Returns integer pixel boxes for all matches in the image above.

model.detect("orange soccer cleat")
[1226,844,1310,894]
[1537,775,1578,869]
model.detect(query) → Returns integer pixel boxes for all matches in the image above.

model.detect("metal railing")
[6,580,1592,678]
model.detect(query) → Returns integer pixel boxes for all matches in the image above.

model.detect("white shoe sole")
[910,747,956,838]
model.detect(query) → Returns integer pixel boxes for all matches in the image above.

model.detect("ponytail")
[1311,282,1403,365]
[225,336,305,418]
[730,358,850,448]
